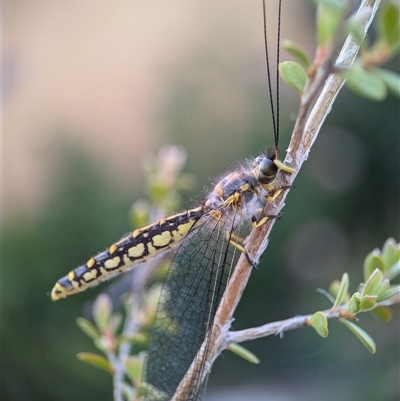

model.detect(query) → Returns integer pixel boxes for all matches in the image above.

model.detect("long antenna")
[276,0,282,153]
[262,0,282,153]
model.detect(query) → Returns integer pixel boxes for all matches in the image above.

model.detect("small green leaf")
[377,285,400,303]
[374,68,400,98]
[93,294,113,332]
[347,292,361,314]
[362,269,384,296]
[374,279,390,297]
[308,311,329,338]
[369,306,392,323]
[109,313,123,335]
[387,262,400,281]
[363,250,385,281]
[76,352,114,374]
[315,0,344,47]
[279,61,308,95]
[130,199,151,230]
[339,319,376,354]
[227,343,260,364]
[381,238,399,269]
[333,273,350,309]
[377,3,400,50]
[359,295,377,312]
[76,317,100,341]
[125,355,144,382]
[343,68,387,101]
[283,40,311,67]
[329,280,341,299]
[117,332,147,346]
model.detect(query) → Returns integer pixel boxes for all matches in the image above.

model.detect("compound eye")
[257,158,277,184]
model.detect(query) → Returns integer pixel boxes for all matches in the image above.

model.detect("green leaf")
[117,332,147,346]
[374,279,390,297]
[333,273,350,308]
[343,67,387,101]
[283,40,311,67]
[76,352,114,374]
[387,262,400,281]
[109,313,123,336]
[339,319,376,354]
[369,306,392,323]
[377,3,400,51]
[76,317,100,341]
[308,311,329,338]
[347,292,361,314]
[359,295,377,312]
[279,61,308,95]
[362,269,384,296]
[93,294,113,332]
[376,285,400,303]
[315,0,344,47]
[125,355,144,382]
[382,238,399,269]
[374,68,400,98]
[227,343,260,364]
[363,251,385,282]
[329,280,341,299]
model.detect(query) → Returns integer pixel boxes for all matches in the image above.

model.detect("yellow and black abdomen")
[50,207,204,301]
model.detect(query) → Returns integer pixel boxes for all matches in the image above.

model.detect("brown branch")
[172,0,382,399]
[227,291,400,345]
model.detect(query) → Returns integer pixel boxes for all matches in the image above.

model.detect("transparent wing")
[143,207,241,401]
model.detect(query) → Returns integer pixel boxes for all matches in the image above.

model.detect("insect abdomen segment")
[50,207,204,301]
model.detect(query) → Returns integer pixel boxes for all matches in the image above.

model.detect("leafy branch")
[73,1,399,400]
[173,0,399,398]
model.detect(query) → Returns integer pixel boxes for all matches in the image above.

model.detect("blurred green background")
[3,1,399,400]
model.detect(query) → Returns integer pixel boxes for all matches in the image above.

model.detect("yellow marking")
[123,254,131,265]
[87,257,96,268]
[147,243,157,256]
[68,271,75,281]
[159,218,166,224]
[71,280,80,289]
[83,270,97,282]
[109,244,117,254]
[104,256,121,270]
[128,243,145,258]
[132,229,141,238]
[177,222,193,237]
[52,283,63,298]
[153,231,172,247]
[239,183,251,192]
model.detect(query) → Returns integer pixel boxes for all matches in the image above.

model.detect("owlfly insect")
[51,1,296,399]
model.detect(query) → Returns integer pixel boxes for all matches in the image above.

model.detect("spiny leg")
[266,184,294,202]
[226,212,278,268]
[228,233,257,268]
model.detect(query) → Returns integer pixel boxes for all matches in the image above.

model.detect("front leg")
[266,184,293,202]
[251,210,282,228]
